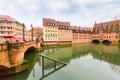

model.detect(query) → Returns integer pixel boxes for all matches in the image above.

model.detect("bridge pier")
[0,60,29,77]
[0,51,10,68]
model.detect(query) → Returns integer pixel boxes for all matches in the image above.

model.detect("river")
[1,43,120,80]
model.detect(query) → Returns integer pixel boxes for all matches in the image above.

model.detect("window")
[50,23,53,26]
[45,34,47,37]
[53,23,55,26]
[47,23,50,26]
[79,35,82,39]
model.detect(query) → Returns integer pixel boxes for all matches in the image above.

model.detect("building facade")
[92,20,120,42]
[42,18,92,45]
[43,18,73,45]
[30,26,43,40]
[71,26,92,43]
[0,15,23,37]
[57,21,72,44]
[43,18,58,45]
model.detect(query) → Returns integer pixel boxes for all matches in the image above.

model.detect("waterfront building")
[0,15,28,42]
[43,18,92,45]
[43,18,58,45]
[30,26,43,40]
[0,15,24,37]
[25,30,31,37]
[71,26,92,43]
[93,20,120,42]
[57,21,72,44]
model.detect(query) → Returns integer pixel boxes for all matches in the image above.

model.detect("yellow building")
[43,18,58,45]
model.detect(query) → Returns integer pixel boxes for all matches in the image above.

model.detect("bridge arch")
[0,41,41,69]
[23,46,37,64]
[24,46,37,54]
[92,39,100,44]
[9,41,41,65]
[102,40,111,44]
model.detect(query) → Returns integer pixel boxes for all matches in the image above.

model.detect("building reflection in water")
[42,43,120,70]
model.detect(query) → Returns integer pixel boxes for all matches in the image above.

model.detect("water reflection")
[43,43,120,76]
[43,43,120,66]
[1,43,120,80]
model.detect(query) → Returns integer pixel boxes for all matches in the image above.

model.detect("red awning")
[2,36,15,38]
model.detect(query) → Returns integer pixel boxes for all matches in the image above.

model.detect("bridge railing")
[38,53,67,79]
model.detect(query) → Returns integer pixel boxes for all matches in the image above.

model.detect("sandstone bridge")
[0,41,41,68]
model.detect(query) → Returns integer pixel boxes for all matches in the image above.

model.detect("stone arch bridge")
[92,39,111,43]
[0,41,41,68]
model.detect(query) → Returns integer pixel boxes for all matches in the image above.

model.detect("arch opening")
[102,40,111,45]
[24,46,37,60]
[92,39,100,44]
[24,46,37,54]
[24,46,37,68]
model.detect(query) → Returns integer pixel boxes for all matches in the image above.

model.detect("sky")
[0,0,120,29]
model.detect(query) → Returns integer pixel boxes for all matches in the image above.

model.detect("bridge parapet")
[0,41,38,50]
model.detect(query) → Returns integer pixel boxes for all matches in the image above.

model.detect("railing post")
[54,61,56,70]
[39,54,67,80]
[41,56,44,77]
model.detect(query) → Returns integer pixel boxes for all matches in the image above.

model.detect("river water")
[1,43,120,80]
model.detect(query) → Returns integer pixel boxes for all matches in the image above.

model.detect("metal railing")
[38,53,67,80]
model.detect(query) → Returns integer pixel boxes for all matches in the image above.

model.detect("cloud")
[72,0,113,5]
[0,0,41,28]
[40,0,70,13]
[0,0,120,28]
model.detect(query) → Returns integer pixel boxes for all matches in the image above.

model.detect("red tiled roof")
[0,15,16,22]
